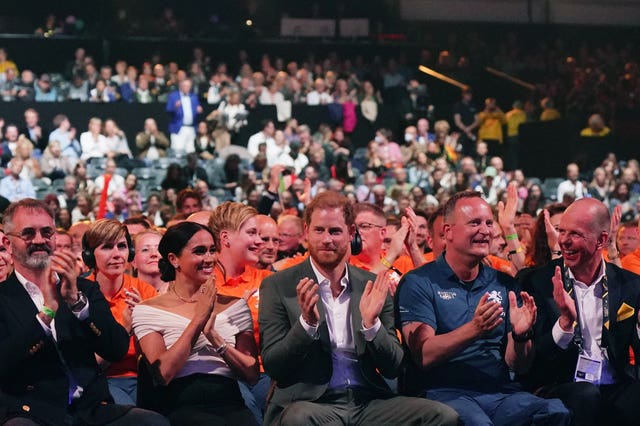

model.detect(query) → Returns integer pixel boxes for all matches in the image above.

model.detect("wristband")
[214,342,228,356]
[508,247,523,257]
[41,306,56,320]
[551,250,562,257]
[380,257,393,268]
[511,329,534,343]
[505,233,519,241]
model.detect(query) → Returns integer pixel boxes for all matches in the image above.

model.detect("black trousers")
[541,380,640,426]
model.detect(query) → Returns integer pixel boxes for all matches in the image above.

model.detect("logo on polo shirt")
[437,290,457,300]
[488,290,502,304]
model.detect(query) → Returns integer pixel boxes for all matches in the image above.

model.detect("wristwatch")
[68,292,88,312]
[511,329,534,343]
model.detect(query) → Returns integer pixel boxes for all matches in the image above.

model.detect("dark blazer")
[165,90,200,135]
[517,259,640,391]
[0,273,131,425]
[259,259,402,418]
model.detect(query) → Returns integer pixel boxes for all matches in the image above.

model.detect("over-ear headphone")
[82,228,135,269]
[351,226,362,255]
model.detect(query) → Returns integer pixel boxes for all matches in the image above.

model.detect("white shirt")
[300,260,381,347]
[557,179,586,202]
[180,93,193,126]
[247,131,276,159]
[552,260,620,384]
[306,90,334,106]
[80,132,109,160]
[277,152,309,176]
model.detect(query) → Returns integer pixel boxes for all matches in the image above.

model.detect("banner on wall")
[280,18,336,37]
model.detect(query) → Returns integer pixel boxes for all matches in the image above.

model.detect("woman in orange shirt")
[209,202,271,424]
[82,219,158,405]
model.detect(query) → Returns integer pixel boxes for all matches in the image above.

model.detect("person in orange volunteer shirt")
[350,203,425,295]
[82,219,158,405]
[209,201,271,424]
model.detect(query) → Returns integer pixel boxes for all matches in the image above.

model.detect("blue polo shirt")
[397,254,518,392]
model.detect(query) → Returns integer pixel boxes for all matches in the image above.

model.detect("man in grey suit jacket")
[259,192,457,425]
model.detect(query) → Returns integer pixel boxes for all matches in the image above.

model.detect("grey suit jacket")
[258,258,403,408]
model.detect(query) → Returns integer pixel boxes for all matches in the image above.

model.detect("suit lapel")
[348,265,366,355]
[604,263,619,360]
[300,259,330,348]
[3,273,39,324]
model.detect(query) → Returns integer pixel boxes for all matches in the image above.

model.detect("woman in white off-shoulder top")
[132,222,259,425]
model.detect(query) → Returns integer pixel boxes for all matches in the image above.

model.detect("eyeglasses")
[6,227,55,242]
[356,222,384,231]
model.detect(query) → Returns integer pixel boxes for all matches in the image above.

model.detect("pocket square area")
[617,303,635,322]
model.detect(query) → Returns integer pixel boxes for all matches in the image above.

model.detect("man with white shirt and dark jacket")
[518,197,640,426]
[0,199,168,426]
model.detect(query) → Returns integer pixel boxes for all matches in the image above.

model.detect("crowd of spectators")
[0,35,636,230]
[1,21,640,425]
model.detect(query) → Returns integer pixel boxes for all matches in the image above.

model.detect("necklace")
[171,285,197,303]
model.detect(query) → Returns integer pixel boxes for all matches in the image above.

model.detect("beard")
[14,245,52,270]
[308,242,348,271]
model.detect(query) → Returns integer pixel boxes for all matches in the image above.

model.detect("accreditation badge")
[574,354,602,384]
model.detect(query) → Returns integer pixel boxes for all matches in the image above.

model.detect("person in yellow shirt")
[539,97,561,121]
[477,97,507,157]
[505,100,527,169]
[580,113,611,137]
[0,48,18,75]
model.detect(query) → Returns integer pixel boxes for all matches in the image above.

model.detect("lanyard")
[562,264,609,354]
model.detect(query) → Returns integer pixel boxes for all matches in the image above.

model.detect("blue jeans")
[425,387,570,426]
[108,376,137,406]
[239,373,271,424]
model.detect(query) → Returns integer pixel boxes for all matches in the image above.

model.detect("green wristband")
[41,306,56,320]
[505,233,519,241]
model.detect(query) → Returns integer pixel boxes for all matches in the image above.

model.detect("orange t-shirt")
[214,265,272,348]
[349,253,415,275]
[275,253,308,271]
[621,249,640,275]
[423,252,435,264]
[88,273,158,378]
[485,255,514,276]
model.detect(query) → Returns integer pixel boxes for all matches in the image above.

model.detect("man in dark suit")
[519,197,640,426]
[258,191,457,425]
[165,78,202,154]
[0,199,168,426]
[20,108,48,152]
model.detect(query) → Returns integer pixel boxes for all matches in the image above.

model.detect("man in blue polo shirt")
[397,190,570,425]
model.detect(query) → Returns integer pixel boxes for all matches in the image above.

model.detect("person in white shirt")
[93,158,125,200]
[103,119,132,158]
[306,78,334,106]
[557,162,587,203]
[80,117,109,161]
[520,197,640,426]
[246,120,276,160]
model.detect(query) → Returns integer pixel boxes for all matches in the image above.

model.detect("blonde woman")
[210,202,272,423]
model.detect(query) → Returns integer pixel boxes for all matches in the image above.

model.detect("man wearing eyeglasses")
[0,199,168,425]
[349,203,424,278]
